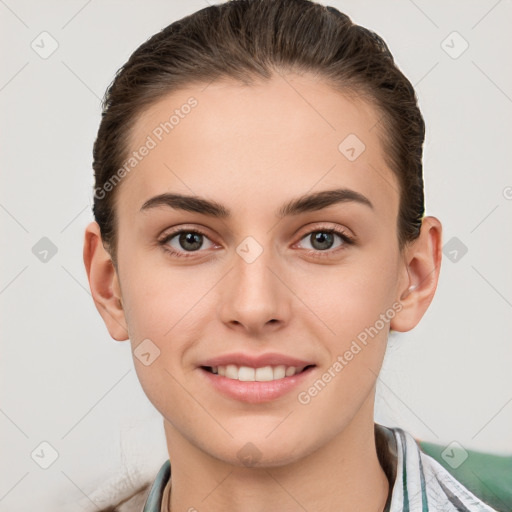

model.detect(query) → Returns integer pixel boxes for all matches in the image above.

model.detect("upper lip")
[198,352,316,368]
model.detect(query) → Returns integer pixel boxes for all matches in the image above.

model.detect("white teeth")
[212,364,304,381]
[273,365,286,379]
[225,364,238,379]
[285,366,296,377]
[238,366,255,382]
[254,366,273,382]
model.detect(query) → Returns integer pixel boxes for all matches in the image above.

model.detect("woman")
[83,0,498,510]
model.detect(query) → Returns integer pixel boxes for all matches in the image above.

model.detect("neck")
[163,398,390,512]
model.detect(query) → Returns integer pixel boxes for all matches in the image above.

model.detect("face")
[111,73,408,467]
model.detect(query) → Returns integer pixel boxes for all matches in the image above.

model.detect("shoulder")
[417,434,512,512]
[387,426,506,512]
[98,459,171,512]
[93,482,152,512]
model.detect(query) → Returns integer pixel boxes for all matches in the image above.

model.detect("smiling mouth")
[201,364,316,382]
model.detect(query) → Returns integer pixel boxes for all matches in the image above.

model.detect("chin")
[204,430,318,469]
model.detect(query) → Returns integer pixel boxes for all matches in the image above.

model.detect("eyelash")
[157,224,355,260]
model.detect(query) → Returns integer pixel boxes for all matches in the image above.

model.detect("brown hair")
[92,0,425,270]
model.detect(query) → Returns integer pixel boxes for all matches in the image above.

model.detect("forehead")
[117,73,399,225]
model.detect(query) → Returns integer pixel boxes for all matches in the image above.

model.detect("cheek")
[293,263,395,414]
[121,267,200,410]
[296,254,399,338]
[119,249,198,337]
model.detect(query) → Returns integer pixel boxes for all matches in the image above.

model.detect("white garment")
[387,427,498,512]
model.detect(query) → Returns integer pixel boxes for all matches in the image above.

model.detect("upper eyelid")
[158,225,216,244]
[159,222,352,239]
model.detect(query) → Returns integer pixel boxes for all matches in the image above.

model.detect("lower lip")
[199,366,316,404]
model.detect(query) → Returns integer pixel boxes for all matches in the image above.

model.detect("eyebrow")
[139,188,374,218]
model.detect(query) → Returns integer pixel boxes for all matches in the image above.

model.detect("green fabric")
[418,441,512,512]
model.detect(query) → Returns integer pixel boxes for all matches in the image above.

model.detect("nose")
[217,241,291,336]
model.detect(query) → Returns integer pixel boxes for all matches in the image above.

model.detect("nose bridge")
[234,234,279,302]
[219,233,288,328]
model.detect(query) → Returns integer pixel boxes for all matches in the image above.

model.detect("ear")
[83,221,129,341]
[390,216,442,332]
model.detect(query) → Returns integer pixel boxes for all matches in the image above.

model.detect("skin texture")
[83,72,442,512]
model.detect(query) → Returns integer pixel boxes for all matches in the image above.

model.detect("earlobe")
[390,216,443,332]
[83,221,129,341]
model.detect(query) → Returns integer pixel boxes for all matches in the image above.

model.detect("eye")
[158,228,216,258]
[295,226,355,258]
[158,224,355,260]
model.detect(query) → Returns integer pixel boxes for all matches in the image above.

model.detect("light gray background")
[1,0,511,510]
